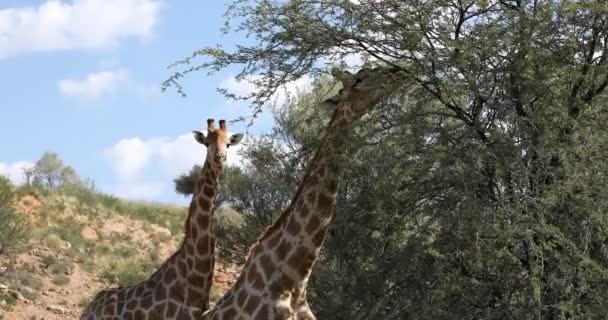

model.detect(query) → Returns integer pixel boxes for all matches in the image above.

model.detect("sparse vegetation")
[51,274,70,286]
[0,176,28,259]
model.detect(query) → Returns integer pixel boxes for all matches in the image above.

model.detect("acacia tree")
[166,1,608,319]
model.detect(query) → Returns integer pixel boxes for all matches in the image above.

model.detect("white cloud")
[103,132,247,200]
[0,161,34,185]
[220,75,313,108]
[103,136,157,181]
[109,181,166,200]
[0,0,162,58]
[58,69,128,99]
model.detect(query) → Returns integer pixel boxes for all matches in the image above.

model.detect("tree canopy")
[168,1,608,318]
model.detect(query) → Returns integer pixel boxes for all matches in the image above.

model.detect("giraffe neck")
[216,105,356,307]
[150,159,221,311]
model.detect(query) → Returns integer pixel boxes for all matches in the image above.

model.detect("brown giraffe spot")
[169,283,185,300]
[145,279,157,290]
[126,298,138,311]
[222,307,238,319]
[252,273,265,290]
[117,290,126,301]
[135,286,144,297]
[286,217,301,236]
[203,186,215,198]
[197,235,210,254]
[150,303,166,320]
[189,272,206,287]
[94,303,103,317]
[313,226,328,247]
[126,288,135,300]
[247,263,260,283]
[177,260,188,278]
[276,239,292,261]
[236,289,248,307]
[123,311,133,320]
[300,203,310,217]
[305,191,316,205]
[163,266,177,283]
[140,293,154,309]
[165,301,178,318]
[187,257,194,269]
[134,309,146,320]
[186,242,195,255]
[196,257,212,274]
[305,175,319,188]
[116,301,126,315]
[103,304,115,316]
[200,198,212,211]
[288,245,315,277]
[328,179,338,193]
[259,254,275,280]
[305,215,321,234]
[190,223,199,238]
[247,264,266,289]
[197,214,210,228]
[255,305,269,320]
[154,284,167,301]
[244,295,261,315]
[186,287,203,305]
[233,274,246,290]
[317,192,333,209]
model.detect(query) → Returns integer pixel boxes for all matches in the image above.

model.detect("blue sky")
[0,0,298,204]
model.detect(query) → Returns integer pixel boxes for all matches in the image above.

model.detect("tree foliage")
[26,152,80,189]
[168,0,608,319]
[0,176,27,259]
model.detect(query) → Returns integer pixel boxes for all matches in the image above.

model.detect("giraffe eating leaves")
[200,67,402,320]
[80,118,244,320]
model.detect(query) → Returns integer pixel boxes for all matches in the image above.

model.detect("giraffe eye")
[226,144,230,148]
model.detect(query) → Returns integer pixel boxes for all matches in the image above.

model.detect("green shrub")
[0,177,28,258]
[100,260,147,287]
[49,261,71,275]
[41,255,58,267]
[52,274,70,286]
[18,274,44,291]
[115,245,137,258]
[78,296,92,308]
[0,292,17,311]
[41,234,63,250]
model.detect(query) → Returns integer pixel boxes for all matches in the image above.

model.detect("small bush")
[0,177,28,258]
[41,255,58,267]
[18,274,44,291]
[0,292,17,311]
[49,261,71,275]
[115,245,137,258]
[78,296,92,308]
[100,260,147,287]
[41,234,63,250]
[52,274,70,286]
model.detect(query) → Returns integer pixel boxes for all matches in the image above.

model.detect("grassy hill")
[0,184,240,320]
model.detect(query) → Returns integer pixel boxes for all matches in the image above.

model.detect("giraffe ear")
[192,130,208,145]
[229,133,244,146]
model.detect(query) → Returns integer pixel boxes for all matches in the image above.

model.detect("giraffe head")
[192,118,244,167]
[321,67,400,122]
